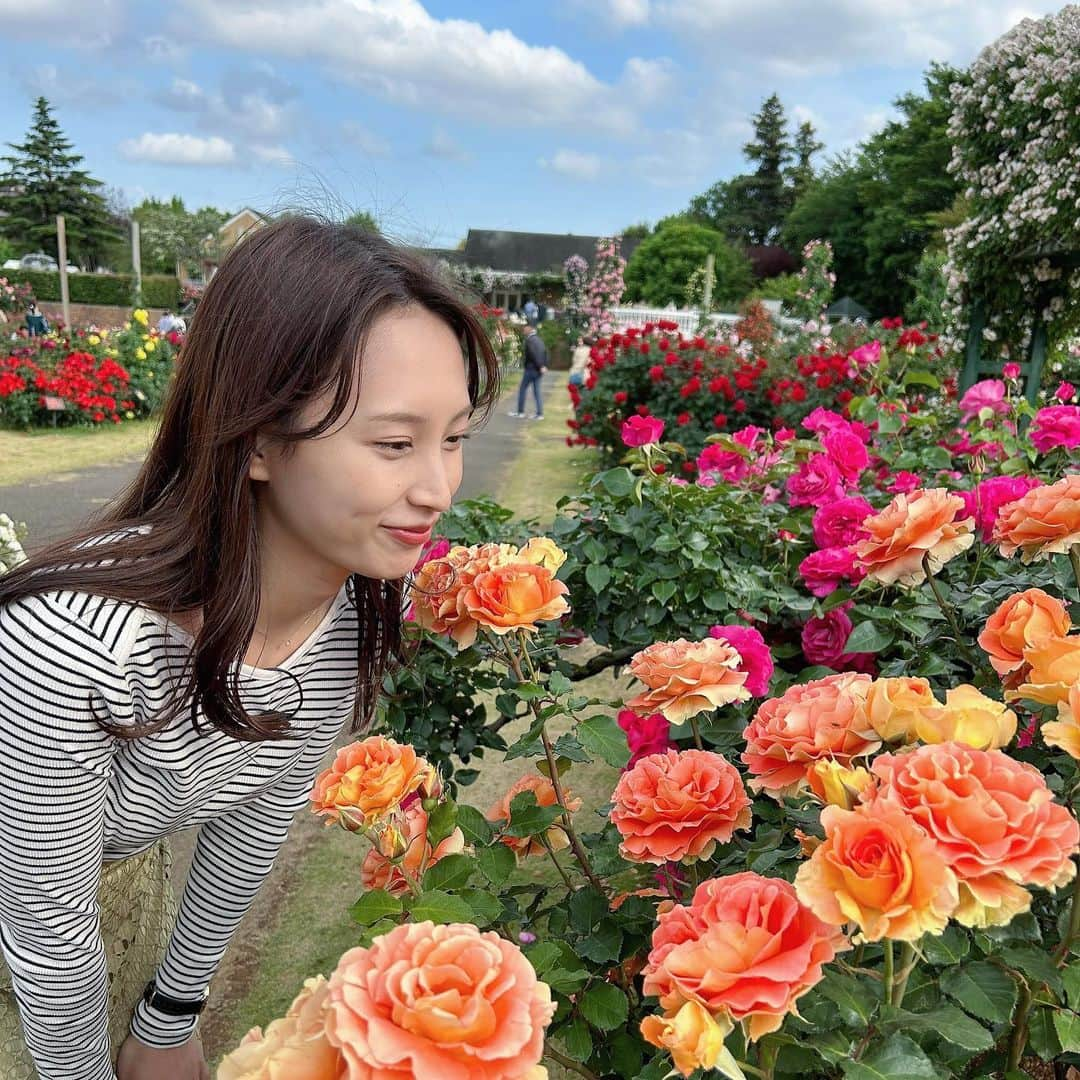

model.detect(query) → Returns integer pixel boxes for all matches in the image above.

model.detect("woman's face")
[250,305,474,585]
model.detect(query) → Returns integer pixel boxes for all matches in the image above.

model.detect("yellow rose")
[145,339,156,352]
[141,333,150,341]
[1011,636,1080,706]
[125,410,135,420]
[641,1001,732,1079]
[1043,684,1080,761]
[135,348,147,361]
[806,760,875,809]
[132,308,148,326]
[865,676,939,742]
[914,684,1017,750]
[87,333,100,345]
[518,536,567,572]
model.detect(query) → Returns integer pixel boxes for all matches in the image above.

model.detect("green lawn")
[0,420,158,486]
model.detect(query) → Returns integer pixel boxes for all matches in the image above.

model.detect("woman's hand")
[116,1033,210,1079]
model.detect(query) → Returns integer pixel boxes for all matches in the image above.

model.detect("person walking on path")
[0,216,499,1080]
[510,325,547,420]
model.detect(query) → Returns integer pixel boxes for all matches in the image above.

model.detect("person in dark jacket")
[510,326,548,419]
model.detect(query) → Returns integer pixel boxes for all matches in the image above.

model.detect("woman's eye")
[445,433,472,446]
[375,441,411,452]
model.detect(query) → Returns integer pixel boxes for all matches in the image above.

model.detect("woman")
[0,216,499,1079]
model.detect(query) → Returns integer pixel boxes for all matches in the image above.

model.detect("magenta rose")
[801,606,876,673]
[958,378,1008,423]
[621,415,665,447]
[849,340,881,368]
[812,497,874,549]
[775,427,796,444]
[413,536,451,572]
[616,708,673,768]
[798,546,864,597]
[786,454,845,507]
[886,471,922,495]
[958,474,1042,542]
[709,624,774,697]
[820,426,869,485]
[1055,381,1076,403]
[803,407,849,434]
[1030,405,1080,453]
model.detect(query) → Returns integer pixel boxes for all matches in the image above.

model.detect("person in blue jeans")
[510,326,547,419]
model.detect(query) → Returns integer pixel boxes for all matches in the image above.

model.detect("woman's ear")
[248,434,273,483]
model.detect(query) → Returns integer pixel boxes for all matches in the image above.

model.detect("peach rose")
[311,737,437,829]
[460,563,570,636]
[517,537,567,572]
[641,1001,732,1078]
[626,638,750,724]
[1011,635,1080,705]
[913,684,1017,750]
[360,803,466,897]
[325,921,555,1080]
[865,676,939,743]
[794,803,959,942]
[1043,684,1080,760]
[487,773,581,858]
[641,872,847,1041]
[978,588,1072,676]
[741,673,880,798]
[871,742,1080,927]
[995,473,1080,562]
[806,760,875,809]
[218,976,345,1080]
[854,488,974,586]
[610,748,752,864]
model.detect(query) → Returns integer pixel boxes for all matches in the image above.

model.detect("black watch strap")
[142,979,209,1017]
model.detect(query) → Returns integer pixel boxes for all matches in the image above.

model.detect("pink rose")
[775,427,796,444]
[622,415,665,447]
[1030,405,1080,453]
[800,605,875,673]
[849,340,881,369]
[1055,381,1076,403]
[799,546,865,597]
[413,536,451,571]
[1002,363,1021,380]
[709,624,774,697]
[887,471,922,494]
[803,408,848,434]
[812,497,874,549]
[958,475,1042,542]
[787,454,845,507]
[820,426,869,485]
[617,708,674,769]
[958,379,1008,423]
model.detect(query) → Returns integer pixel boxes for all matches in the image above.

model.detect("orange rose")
[871,742,1080,927]
[325,921,554,1079]
[487,773,581,858]
[311,737,437,829]
[218,976,345,1080]
[865,676,939,743]
[1043,684,1080,760]
[641,1001,732,1079]
[360,804,466,898]
[626,638,750,724]
[1011,635,1080,705]
[995,473,1080,562]
[741,673,880,798]
[913,684,1017,750]
[806,760,875,809]
[854,488,974,586]
[794,803,959,942]
[460,562,570,636]
[978,588,1072,676]
[610,748,752,864]
[641,872,846,1041]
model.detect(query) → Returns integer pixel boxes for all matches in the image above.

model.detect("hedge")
[3,269,180,309]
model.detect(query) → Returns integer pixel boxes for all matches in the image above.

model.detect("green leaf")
[578,983,629,1031]
[576,920,624,964]
[459,888,501,925]
[577,714,631,769]
[921,925,970,966]
[1027,1007,1062,1059]
[585,563,612,593]
[560,1018,593,1061]
[408,889,473,924]
[816,972,878,1028]
[651,580,677,605]
[350,889,403,926]
[476,843,517,887]
[421,853,473,892]
[568,887,608,933]
[1064,963,1080,1009]
[940,961,1018,1024]
[844,620,894,654]
[903,369,940,389]
[597,467,635,496]
[505,791,563,837]
[548,669,573,696]
[426,800,459,847]
[998,945,1064,997]
[1053,1009,1080,1052]
[840,1034,938,1079]
[884,1005,992,1052]
[455,804,493,845]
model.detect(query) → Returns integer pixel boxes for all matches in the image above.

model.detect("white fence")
[610,305,802,334]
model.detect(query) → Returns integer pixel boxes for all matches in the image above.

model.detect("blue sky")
[0,1,1061,249]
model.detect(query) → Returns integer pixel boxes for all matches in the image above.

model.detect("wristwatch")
[142,979,210,1017]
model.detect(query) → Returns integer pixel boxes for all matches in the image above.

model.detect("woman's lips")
[383,525,433,546]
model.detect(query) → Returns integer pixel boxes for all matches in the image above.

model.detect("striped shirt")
[0,584,359,1080]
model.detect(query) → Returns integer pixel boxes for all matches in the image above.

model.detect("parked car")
[19,252,58,271]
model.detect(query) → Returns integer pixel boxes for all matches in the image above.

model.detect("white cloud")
[424,129,471,163]
[119,132,237,166]
[619,56,676,104]
[251,144,296,166]
[143,34,186,64]
[156,74,294,141]
[341,121,391,157]
[540,148,606,181]
[0,0,125,45]
[595,0,651,25]
[174,0,639,134]
[19,63,130,107]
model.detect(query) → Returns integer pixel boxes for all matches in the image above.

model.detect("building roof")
[458,229,641,274]
[218,207,267,234]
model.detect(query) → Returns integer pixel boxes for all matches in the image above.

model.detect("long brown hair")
[0,215,500,740]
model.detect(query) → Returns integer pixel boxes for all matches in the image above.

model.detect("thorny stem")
[537,833,575,892]
[921,554,980,671]
[1006,981,1033,1073]
[543,1045,599,1080]
[890,943,917,1008]
[882,940,895,1007]
[1053,864,1080,965]
[689,713,704,750]
[1070,544,1080,602]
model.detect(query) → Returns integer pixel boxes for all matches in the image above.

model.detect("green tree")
[343,209,379,232]
[133,197,228,277]
[788,120,824,203]
[623,222,753,307]
[0,97,117,266]
[619,221,652,241]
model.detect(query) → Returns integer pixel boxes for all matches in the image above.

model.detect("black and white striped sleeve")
[0,594,129,1080]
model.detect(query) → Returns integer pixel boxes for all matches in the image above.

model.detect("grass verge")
[0,420,158,487]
